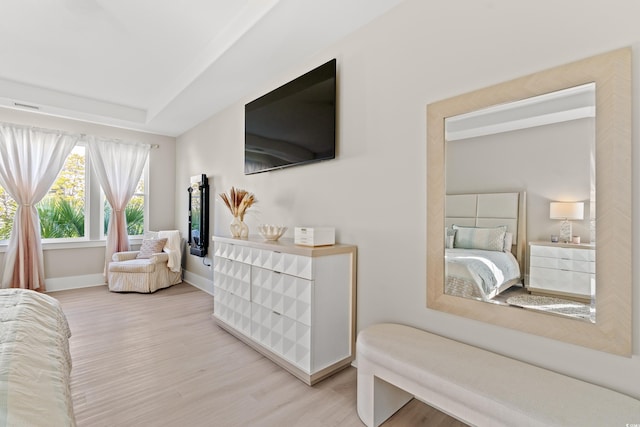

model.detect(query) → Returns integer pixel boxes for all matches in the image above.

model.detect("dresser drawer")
[529,255,595,274]
[251,249,313,280]
[213,256,251,301]
[529,267,593,296]
[214,242,252,263]
[251,266,312,326]
[214,288,252,336]
[273,252,313,280]
[530,245,595,261]
[250,303,311,372]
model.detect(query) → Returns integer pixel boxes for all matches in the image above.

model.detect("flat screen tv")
[244,58,336,174]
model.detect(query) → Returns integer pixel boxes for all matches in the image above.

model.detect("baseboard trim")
[46,273,106,292]
[45,271,213,295]
[183,270,213,296]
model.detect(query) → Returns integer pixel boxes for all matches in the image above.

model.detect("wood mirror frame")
[426,47,632,356]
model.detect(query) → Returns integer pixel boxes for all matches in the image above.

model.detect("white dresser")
[528,241,595,301]
[212,235,357,385]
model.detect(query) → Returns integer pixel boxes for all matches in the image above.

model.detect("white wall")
[446,119,594,242]
[176,0,640,399]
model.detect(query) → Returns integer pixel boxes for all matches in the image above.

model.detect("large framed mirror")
[427,48,631,356]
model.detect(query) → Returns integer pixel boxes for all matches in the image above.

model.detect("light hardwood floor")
[51,283,466,427]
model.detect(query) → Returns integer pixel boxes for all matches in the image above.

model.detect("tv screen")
[244,59,336,174]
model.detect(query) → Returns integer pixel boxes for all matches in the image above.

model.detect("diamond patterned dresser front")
[212,236,357,385]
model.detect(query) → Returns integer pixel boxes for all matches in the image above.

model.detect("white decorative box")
[294,227,335,246]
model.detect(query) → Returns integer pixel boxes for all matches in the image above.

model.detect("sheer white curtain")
[87,136,150,274]
[0,124,78,290]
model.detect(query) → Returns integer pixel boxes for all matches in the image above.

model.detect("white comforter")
[446,248,521,300]
[0,289,75,427]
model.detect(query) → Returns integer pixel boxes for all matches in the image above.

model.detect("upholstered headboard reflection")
[445,191,526,273]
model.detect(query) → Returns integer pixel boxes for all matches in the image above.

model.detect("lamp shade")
[549,202,584,220]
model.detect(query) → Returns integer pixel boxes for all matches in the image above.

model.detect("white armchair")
[108,230,182,293]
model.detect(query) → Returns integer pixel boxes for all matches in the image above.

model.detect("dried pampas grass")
[219,187,256,221]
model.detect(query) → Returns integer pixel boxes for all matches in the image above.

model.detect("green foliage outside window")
[38,198,84,238]
[0,187,16,239]
[103,197,145,237]
[104,178,145,236]
[0,148,145,241]
[0,189,89,240]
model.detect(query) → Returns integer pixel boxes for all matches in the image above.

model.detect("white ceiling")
[0,0,403,136]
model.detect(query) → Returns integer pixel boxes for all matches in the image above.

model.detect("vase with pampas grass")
[219,187,256,238]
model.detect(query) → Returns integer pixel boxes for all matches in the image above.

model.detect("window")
[103,172,146,237]
[0,144,147,243]
[40,145,87,240]
[0,145,87,241]
[0,186,16,240]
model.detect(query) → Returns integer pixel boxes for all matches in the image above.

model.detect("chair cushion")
[109,259,157,273]
[136,238,167,259]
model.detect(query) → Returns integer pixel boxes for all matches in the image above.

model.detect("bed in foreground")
[0,289,75,427]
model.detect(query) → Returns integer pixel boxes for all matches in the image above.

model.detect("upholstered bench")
[356,323,640,427]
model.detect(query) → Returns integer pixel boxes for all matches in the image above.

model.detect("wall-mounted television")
[244,58,336,174]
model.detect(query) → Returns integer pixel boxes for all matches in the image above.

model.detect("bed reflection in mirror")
[444,83,596,322]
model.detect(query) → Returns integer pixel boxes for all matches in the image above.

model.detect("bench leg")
[357,356,413,427]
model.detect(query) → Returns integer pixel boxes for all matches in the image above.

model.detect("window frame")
[41,143,90,244]
[0,143,149,247]
[99,159,149,240]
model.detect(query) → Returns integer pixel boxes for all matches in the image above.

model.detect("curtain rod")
[78,133,159,149]
[0,123,160,149]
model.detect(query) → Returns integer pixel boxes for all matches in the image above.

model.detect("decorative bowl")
[258,224,287,241]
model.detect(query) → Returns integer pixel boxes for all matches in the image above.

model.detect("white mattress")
[0,289,75,427]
